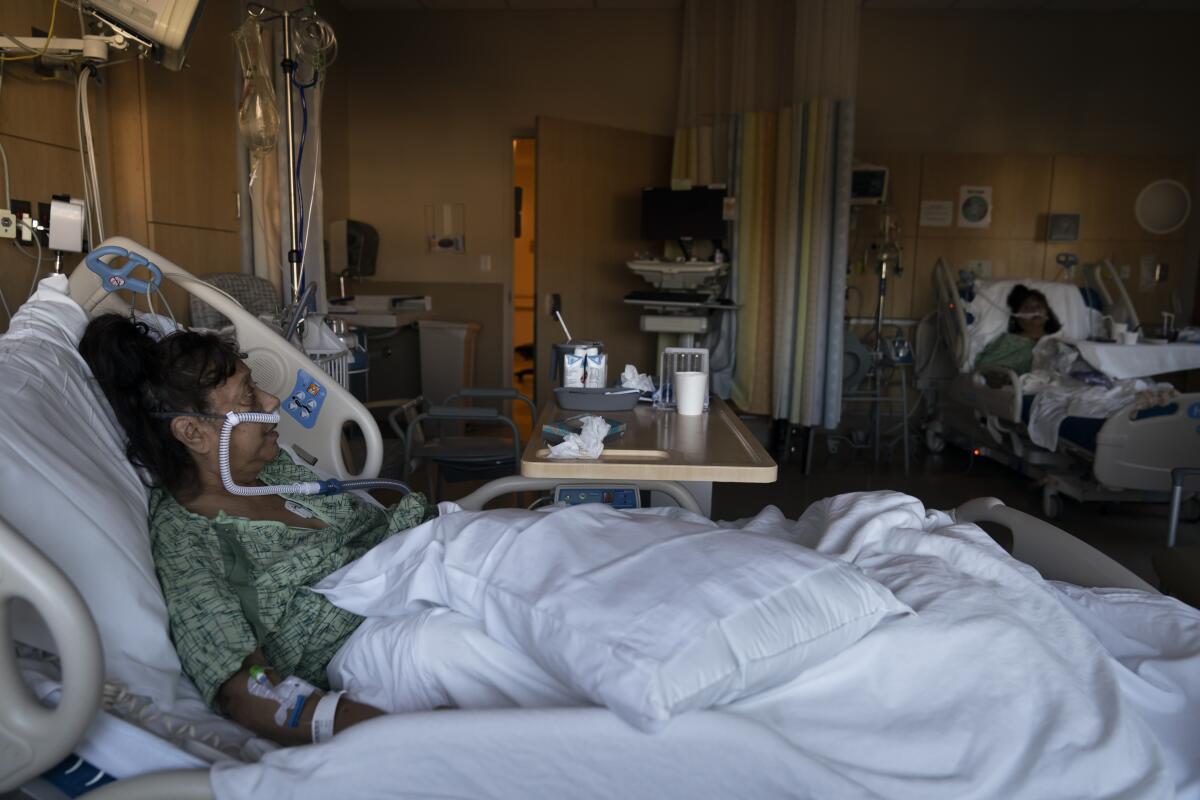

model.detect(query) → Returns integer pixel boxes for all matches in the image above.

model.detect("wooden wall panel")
[0,1,85,150]
[535,116,672,408]
[141,0,239,232]
[143,223,242,325]
[1049,155,1191,244]
[104,60,150,243]
[917,154,1053,242]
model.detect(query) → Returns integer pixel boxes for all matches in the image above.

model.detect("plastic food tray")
[553,386,641,412]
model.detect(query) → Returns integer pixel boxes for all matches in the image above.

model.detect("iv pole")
[870,210,902,466]
[247,2,303,306]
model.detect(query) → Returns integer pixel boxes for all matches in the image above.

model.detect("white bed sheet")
[208,492,1200,800]
[1075,341,1200,380]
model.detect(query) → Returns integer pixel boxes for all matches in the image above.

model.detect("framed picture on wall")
[1046,213,1081,242]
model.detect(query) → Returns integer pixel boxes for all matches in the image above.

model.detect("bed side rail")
[65,236,382,482]
[84,769,214,800]
[954,497,1156,592]
[932,257,970,373]
[1094,393,1200,492]
[0,517,103,792]
[1084,258,1140,332]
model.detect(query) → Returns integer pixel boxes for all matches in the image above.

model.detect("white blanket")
[210,492,1200,800]
[1020,338,1177,450]
[1075,341,1200,380]
[314,501,907,731]
[1027,377,1176,450]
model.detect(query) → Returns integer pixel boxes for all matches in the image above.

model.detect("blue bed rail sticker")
[284,369,327,429]
[1188,401,1200,420]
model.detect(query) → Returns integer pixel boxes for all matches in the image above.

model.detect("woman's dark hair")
[1006,284,1061,335]
[79,314,242,493]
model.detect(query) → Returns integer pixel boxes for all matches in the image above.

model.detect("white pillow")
[964,278,1098,370]
[315,504,910,732]
[0,276,183,707]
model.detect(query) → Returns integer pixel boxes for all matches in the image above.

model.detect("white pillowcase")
[0,276,183,707]
[315,504,910,732]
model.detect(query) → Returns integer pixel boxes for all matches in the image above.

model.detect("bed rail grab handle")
[0,517,104,792]
[83,769,214,800]
[953,498,1156,593]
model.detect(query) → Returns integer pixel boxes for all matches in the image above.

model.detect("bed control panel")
[553,484,641,509]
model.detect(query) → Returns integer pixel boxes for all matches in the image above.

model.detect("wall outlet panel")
[0,211,16,239]
[966,259,992,278]
[1139,256,1157,292]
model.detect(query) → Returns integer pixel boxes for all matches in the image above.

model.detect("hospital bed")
[928,257,1200,521]
[2,240,1198,799]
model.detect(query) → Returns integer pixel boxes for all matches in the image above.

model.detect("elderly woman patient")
[975,284,1062,376]
[80,315,574,746]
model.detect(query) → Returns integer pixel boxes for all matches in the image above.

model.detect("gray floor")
[712,441,1198,590]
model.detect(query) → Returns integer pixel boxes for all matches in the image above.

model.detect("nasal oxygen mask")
[218,412,411,497]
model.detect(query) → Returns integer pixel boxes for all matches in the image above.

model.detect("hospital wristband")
[311,690,344,744]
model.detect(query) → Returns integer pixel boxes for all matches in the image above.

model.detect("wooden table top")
[521,396,778,483]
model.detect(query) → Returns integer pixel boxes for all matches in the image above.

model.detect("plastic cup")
[1121,330,1139,346]
[674,372,707,416]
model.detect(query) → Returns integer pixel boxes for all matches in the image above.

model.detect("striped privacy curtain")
[672,0,858,428]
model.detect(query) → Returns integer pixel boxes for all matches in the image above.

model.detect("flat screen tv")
[641,187,727,242]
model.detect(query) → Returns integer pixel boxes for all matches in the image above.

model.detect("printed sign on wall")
[957,186,993,229]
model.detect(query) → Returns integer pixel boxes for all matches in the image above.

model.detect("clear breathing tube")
[218,412,411,497]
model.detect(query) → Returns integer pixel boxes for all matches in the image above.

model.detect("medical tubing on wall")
[80,70,104,242]
[218,412,324,496]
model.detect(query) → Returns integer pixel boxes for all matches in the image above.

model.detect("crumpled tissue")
[620,364,656,394]
[547,415,608,460]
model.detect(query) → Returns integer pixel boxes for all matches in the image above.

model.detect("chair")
[402,388,535,502]
[188,273,279,329]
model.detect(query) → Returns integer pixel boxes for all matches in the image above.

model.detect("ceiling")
[336,0,1197,8]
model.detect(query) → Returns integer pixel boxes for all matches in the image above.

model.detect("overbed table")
[520,396,778,516]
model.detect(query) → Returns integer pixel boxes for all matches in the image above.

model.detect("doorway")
[511,138,537,433]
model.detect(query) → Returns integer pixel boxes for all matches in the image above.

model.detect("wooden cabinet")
[140,0,240,232]
[107,0,242,291]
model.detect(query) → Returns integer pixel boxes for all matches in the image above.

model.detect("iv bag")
[233,17,279,155]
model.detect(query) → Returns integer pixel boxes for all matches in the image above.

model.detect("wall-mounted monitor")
[328,219,378,277]
[641,187,727,242]
[851,165,889,206]
[87,0,205,70]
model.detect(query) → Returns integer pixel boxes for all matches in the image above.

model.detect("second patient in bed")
[975,284,1061,379]
[81,314,437,746]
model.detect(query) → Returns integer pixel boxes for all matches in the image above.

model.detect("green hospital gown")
[975,333,1036,375]
[149,452,435,708]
